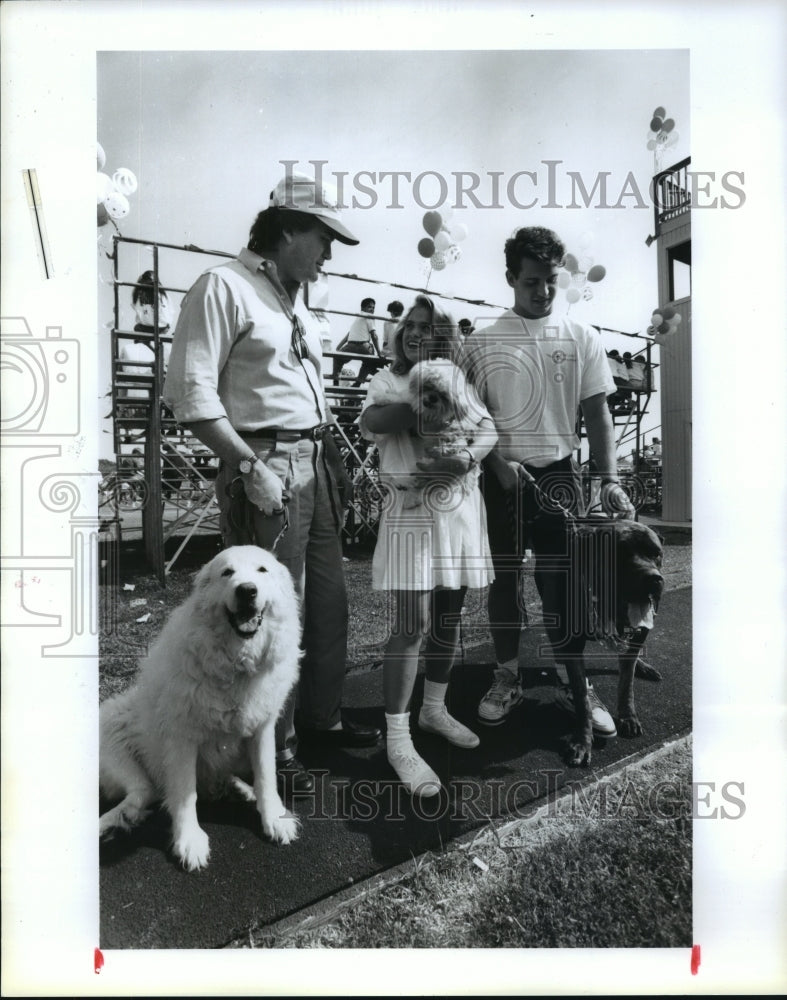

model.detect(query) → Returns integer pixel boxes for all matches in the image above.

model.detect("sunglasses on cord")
[291,316,309,361]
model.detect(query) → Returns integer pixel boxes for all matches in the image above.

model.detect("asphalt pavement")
[99,585,692,950]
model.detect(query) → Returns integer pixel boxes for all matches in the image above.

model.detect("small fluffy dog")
[402,359,477,507]
[99,545,302,871]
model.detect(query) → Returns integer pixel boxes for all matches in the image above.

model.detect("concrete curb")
[230,729,692,947]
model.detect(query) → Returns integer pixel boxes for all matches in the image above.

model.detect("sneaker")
[477,668,525,726]
[553,684,617,738]
[387,746,442,797]
[418,704,480,748]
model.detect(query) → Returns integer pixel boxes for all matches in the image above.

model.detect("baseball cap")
[269,172,359,245]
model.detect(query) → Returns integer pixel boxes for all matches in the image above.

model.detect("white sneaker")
[387,746,442,797]
[477,668,525,726]
[554,684,617,737]
[418,704,480,748]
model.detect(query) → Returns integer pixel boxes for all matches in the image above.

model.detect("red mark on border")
[691,944,701,975]
[94,947,104,974]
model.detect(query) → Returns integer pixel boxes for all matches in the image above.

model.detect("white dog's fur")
[99,545,302,871]
[403,360,476,507]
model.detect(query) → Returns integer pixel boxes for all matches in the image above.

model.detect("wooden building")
[652,157,692,523]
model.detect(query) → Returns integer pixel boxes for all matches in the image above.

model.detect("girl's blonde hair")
[389,295,462,375]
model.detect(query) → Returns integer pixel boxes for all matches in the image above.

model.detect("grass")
[242,737,692,949]
[100,540,692,699]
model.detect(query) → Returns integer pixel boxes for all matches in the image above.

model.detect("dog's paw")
[634,660,662,682]
[617,714,643,738]
[173,827,211,871]
[567,739,592,767]
[261,806,300,845]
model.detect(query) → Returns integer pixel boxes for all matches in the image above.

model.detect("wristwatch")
[238,454,259,475]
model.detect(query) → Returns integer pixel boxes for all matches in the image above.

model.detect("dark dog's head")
[577,519,664,644]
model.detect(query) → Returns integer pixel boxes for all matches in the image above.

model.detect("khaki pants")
[216,435,348,756]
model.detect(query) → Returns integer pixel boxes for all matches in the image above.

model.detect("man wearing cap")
[164,172,382,794]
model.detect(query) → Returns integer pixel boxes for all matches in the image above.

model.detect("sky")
[96,48,690,455]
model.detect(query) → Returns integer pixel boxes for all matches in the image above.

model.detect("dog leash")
[225,476,291,553]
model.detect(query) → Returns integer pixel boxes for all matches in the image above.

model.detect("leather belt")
[239,424,329,443]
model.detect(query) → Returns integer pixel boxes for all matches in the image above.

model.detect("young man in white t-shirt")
[463,226,635,738]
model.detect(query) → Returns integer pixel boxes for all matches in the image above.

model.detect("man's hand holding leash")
[241,459,285,515]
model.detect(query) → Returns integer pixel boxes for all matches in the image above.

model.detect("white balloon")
[565,287,581,304]
[97,171,114,203]
[557,272,571,289]
[671,313,682,325]
[113,167,138,196]
[448,245,462,262]
[434,231,452,252]
[451,222,468,243]
[430,251,447,271]
[104,190,130,220]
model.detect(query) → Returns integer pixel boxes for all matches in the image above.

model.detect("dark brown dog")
[564,518,664,766]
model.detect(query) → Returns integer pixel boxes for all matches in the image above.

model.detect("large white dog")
[99,545,302,871]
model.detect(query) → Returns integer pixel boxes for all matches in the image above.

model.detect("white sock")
[385,712,412,752]
[422,680,448,709]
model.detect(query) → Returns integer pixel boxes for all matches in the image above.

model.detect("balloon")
[586,264,606,282]
[97,171,114,203]
[565,287,581,304]
[97,141,106,171]
[661,305,676,320]
[577,254,593,272]
[653,106,666,119]
[662,118,675,133]
[422,211,443,237]
[112,167,138,196]
[451,222,468,243]
[434,231,452,252]
[582,287,594,301]
[657,321,670,335]
[666,130,680,148]
[557,272,571,289]
[104,190,130,220]
[564,252,579,273]
[651,313,663,326]
[650,116,664,132]
[671,313,682,325]
[430,251,447,271]
[646,139,657,151]
[448,245,462,263]
[417,237,435,258]
[578,231,594,250]
[97,202,110,227]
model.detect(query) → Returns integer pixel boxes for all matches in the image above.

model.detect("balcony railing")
[653,157,691,234]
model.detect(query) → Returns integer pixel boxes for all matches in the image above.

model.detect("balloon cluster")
[646,106,680,160]
[417,210,468,272]
[97,142,138,228]
[646,304,682,345]
[557,232,607,304]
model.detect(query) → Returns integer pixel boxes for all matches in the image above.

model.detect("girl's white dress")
[360,368,495,592]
